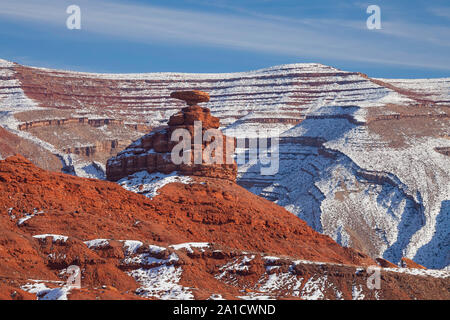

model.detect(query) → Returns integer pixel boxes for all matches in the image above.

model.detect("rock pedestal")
[106,91,237,182]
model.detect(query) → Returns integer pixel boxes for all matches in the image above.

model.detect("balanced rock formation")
[170,90,210,106]
[106,91,237,182]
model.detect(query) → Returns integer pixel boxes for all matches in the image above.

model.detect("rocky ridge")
[1,155,449,300]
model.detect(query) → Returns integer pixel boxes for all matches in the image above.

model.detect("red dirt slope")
[0,154,372,266]
[1,155,449,300]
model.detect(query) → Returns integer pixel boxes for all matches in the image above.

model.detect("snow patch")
[17,209,44,226]
[169,242,210,253]
[33,234,69,242]
[118,171,193,199]
[84,239,109,249]
[21,282,71,300]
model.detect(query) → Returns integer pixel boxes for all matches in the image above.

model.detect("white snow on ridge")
[0,62,40,127]
[0,62,83,172]
[21,62,340,80]
[118,171,193,199]
[169,242,210,253]
[0,59,13,67]
[239,89,449,269]
[376,78,450,104]
[300,275,329,300]
[84,239,109,249]
[18,235,450,300]
[325,127,450,268]
[246,123,450,268]
[17,209,44,226]
[121,240,144,254]
[33,234,69,242]
[383,267,450,279]
[352,284,365,300]
[216,255,256,283]
[21,282,71,300]
[118,241,192,300]
[256,272,304,298]
[73,161,106,180]
[75,238,193,299]
[4,59,414,132]
[129,265,193,300]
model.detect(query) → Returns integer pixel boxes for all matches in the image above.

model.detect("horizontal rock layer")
[107,99,237,182]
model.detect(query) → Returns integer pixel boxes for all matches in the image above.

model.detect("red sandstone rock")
[376,257,398,268]
[106,91,236,182]
[400,257,427,269]
[170,90,210,106]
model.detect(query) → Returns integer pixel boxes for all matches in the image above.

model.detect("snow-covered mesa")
[117,171,193,199]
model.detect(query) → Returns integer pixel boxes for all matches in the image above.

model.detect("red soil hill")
[0,154,372,266]
[1,155,448,300]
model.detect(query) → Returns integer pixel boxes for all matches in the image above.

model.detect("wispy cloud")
[0,0,449,70]
[429,7,450,19]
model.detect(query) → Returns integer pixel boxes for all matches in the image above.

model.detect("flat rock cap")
[170,90,210,105]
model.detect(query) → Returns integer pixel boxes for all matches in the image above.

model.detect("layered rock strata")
[106,91,237,181]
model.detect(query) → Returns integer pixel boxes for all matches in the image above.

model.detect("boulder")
[170,90,210,106]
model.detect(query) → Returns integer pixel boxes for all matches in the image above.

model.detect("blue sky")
[1,0,449,78]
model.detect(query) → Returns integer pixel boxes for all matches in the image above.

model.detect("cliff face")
[106,91,237,182]
[17,117,125,131]
[1,155,449,300]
